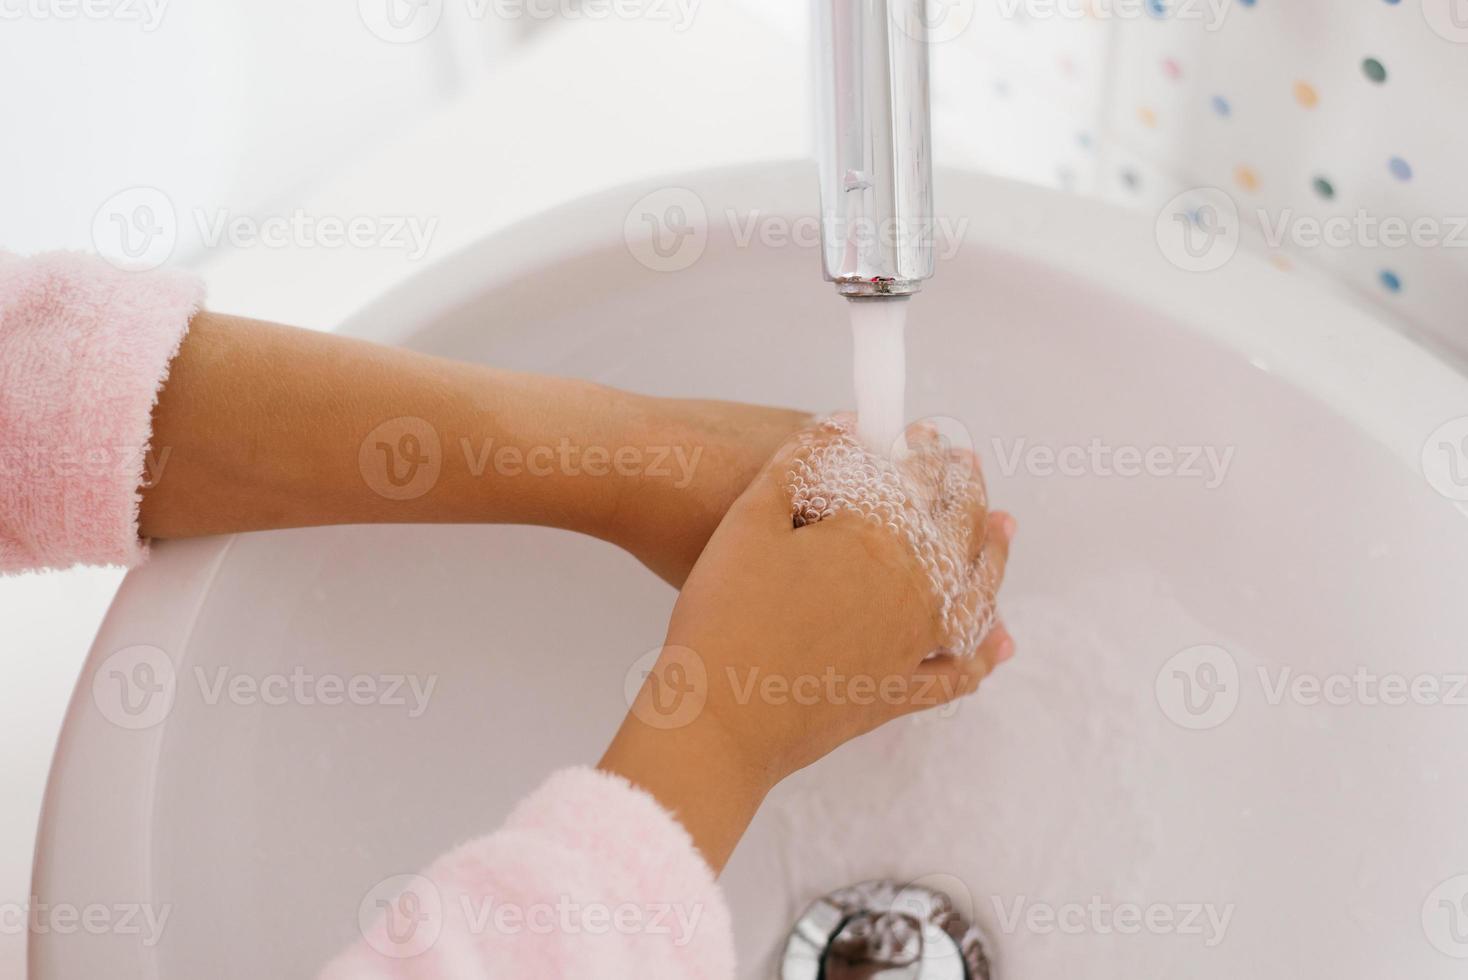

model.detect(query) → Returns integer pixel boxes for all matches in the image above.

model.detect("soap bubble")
[784,415,995,656]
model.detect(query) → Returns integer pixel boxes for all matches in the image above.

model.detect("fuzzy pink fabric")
[0,251,202,573]
[320,766,735,980]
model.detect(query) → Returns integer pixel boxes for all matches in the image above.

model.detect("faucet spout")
[815,0,935,299]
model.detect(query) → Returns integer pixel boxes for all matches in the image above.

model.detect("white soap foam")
[849,298,908,456]
[784,415,997,657]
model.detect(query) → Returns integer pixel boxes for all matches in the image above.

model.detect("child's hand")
[600,420,1015,870]
[601,397,811,586]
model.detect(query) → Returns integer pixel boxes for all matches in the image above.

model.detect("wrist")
[598,687,775,873]
[586,393,723,583]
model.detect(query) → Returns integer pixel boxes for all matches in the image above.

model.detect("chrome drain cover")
[780,879,992,980]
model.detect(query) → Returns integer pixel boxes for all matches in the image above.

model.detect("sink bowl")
[33,164,1468,978]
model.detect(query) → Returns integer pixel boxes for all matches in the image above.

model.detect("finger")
[948,513,1012,650]
[978,617,1016,668]
[975,509,1015,574]
[906,654,986,712]
[946,448,988,545]
[903,623,1015,714]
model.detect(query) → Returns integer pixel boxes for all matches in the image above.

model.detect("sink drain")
[780,879,992,980]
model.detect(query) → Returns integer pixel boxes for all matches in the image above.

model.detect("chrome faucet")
[815,0,935,299]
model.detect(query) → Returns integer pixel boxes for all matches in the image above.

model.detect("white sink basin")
[33,164,1468,978]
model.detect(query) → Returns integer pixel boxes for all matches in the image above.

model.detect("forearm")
[142,313,699,554]
[598,684,774,874]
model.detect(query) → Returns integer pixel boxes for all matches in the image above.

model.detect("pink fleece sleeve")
[320,766,736,980]
[0,251,203,574]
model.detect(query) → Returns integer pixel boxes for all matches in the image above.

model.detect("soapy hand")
[600,418,1015,870]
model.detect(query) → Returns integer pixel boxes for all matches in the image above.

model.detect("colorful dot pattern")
[974,0,1453,316]
[1108,10,1418,300]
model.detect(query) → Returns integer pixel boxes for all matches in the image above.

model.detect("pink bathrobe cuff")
[0,251,202,573]
[321,766,736,979]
